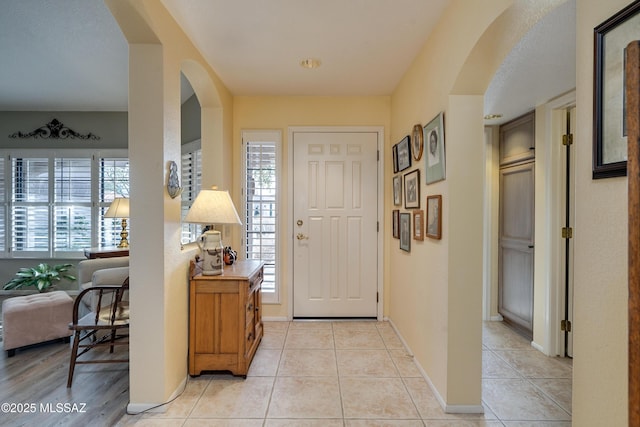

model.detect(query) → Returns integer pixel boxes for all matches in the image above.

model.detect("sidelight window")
[243,131,281,303]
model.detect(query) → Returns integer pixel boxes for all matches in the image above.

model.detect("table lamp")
[185,188,242,275]
[104,197,130,248]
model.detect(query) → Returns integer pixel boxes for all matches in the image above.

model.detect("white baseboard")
[126,376,187,415]
[386,318,484,415]
[127,402,166,414]
[263,316,289,322]
[531,340,545,353]
[384,317,416,358]
[444,404,486,414]
[489,314,504,321]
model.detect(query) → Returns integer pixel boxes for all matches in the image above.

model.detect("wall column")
[127,42,171,410]
[445,94,484,410]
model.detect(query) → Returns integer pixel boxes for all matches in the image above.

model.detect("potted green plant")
[3,263,76,293]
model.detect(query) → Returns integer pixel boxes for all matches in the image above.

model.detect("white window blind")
[53,157,92,252]
[11,157,49,255]
[0,156,6,255]
[181,141,202,244]
[99,157,130,247]
[243,131,281,303]
[1,150,128,258]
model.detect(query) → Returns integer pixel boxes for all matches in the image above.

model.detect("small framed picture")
[413,210,424,241]
[393,175,402,206]
[404,169,420,209]
[400,212,411,252]
[424,112,446,184]
[426,195,442,240]
[396,135,412,172]
[412,124,424,161]
[392,209,400,239]
[392,144,399,174]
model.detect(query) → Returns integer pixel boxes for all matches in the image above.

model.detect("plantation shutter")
[11,157,49,255]
[98,157,130,247]
[53,157,92,253]
[181,145,202,243]
[0,156,5,254]
[245,141,278,295]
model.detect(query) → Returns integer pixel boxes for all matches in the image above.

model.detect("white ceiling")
[161,0,449,96]
[0,0,576,125]
[484,0,576,123]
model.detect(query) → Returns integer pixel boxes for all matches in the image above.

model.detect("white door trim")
[483,126,502,322]
[531,91,576,356]
[287,126,384,320]
[541,91,576,356]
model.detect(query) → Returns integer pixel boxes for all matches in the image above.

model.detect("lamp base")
[199,230,223,275]
[117,218,129,248]
[202,268,223,276]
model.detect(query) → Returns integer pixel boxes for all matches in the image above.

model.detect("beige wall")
[389,0,576,409]
[107,0,233,409]
[390,0,509,408]
[233,96,391,319]
[574,0,629,425]
[104,0,632,421]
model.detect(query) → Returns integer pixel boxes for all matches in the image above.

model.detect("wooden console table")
[188,259,264,377]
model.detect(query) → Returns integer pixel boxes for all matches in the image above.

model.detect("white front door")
[292,130,378,317]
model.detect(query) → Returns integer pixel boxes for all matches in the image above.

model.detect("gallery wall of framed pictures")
[391,112,446,252]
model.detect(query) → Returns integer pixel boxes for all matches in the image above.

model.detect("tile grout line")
[482,325,573,423]
[332,322,347,426]
[263,321,289,423]
[488,344,572,416]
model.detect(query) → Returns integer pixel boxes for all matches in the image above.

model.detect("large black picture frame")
[593,0,640,179]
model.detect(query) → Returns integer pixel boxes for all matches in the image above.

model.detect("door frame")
[482,91,575,356]
[540,91,576,357]
[287,126,385,320]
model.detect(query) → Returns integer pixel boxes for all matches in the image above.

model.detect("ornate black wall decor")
[9,118,100,140]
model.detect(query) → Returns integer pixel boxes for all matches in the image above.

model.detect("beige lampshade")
[104,198,130,218]
[184,189,242,225]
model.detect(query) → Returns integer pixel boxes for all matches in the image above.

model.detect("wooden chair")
[67,278,129,388]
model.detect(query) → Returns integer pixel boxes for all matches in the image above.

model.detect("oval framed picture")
[411,124,423,161]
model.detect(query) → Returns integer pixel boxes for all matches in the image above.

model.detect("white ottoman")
[2,291,73,357]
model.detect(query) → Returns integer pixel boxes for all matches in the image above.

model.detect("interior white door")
[292,130,378,317]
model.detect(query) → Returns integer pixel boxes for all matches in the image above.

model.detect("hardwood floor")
[0,338,129,427]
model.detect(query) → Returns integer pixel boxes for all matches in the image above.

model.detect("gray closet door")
[499,161,535,337]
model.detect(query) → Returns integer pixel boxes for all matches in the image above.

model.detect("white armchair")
[76,256,129,316]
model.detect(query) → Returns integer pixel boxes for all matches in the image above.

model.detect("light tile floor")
[117,320,572,426]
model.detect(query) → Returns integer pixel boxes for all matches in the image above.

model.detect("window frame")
[241,130,282,304]
[0,148,128,259]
